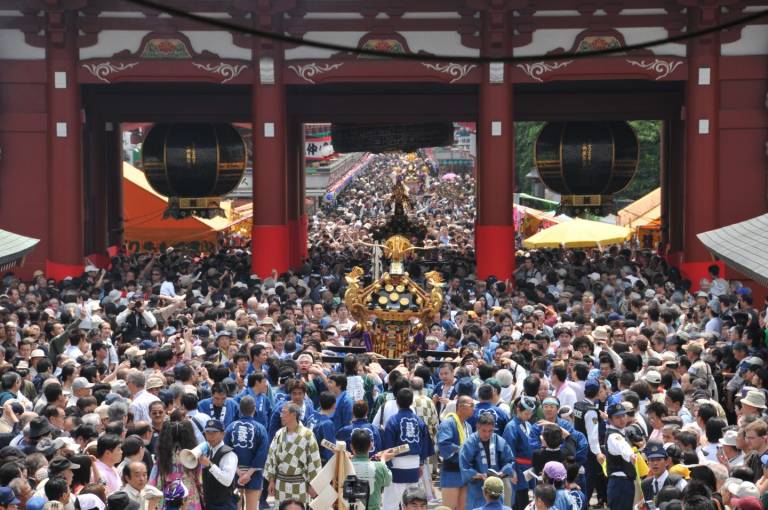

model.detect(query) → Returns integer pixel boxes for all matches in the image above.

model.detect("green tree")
[514,121,545,195]
[617,120,660,201]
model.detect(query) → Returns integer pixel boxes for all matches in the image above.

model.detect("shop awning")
[618,187,660,227]
[697,213,768,286]
[0,229,39,271]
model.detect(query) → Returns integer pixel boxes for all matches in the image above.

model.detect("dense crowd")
[0,155,766,510]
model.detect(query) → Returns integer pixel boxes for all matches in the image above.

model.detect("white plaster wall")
[284,31,367,60]
[80,30,150,59]
[0,29,45,59]
[618,27,686,57]
[513,29,584,56]
[722,25,768,55]
[399,31,479,56]
[181,31,251,59]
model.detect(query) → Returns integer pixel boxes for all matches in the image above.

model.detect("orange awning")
[123,162,232,250]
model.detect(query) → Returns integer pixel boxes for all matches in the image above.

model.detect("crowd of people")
[0,154,766,510]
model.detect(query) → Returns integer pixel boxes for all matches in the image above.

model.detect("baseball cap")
[0,487,19,506]
[607,403,627,417]
[483,476,505,497]
[24,496,47,510]
[543,461,567,481]
[720,430,739,447]
[645,370,662,385]
[163,326,177,336]
[402,485,428,504]
[585,378,600,393]
[204,419,225,432]
[72,377,94,391]
[146,375,165,390]
[644,442,668,459]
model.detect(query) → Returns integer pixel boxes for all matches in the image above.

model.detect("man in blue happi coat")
[468,383,510,435]
[309,391,338,465]
[198,382,240,428]
[336,400,382,456]
[460,413,516,510]
[268,378,314,439]
[224,396,269,510]
[327,373,353,429]
[236,372,272,429]
[503,396,536,510]
[381,388,433,510]
[437,394,474,510]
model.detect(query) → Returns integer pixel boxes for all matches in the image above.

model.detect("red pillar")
[683,5,720,262]
[251,55,290,276]
[85,114,108,255]
[476,64,515,280]
[287,119,303,268]
[46,9,84,266]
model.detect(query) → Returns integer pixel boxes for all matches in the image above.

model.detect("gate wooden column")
[46,7,84,267]
[287,118,306,268]
[251,51,290,276]
[683,4,720,262]
[476,63,515,280]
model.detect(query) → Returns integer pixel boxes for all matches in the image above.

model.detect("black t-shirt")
[533,448,566,475]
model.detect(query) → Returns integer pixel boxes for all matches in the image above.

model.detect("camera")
[342,475,369,505]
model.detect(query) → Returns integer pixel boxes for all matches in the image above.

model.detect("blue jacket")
[460,432,515,510]
[336,419,382,456]
[235,388,272,430]
[468,402,510,435]
[528,417,575,452]
[268,399,314,439]
[382,409,434,484]
[437,416,471,488]
[224,416,269,489]
[308,413,337,464]
[332,391,353,430]
[198,397,240,429]
[503,415,534,491]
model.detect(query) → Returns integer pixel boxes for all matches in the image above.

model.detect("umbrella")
[523,218,631,249]
[441,172,458,181]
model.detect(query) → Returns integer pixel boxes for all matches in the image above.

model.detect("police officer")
[572,379,604,506]
[604,403,636,510]
[640,442,686,506]
[199,419,239,510]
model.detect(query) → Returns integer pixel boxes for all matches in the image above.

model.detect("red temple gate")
[0,1,766,284]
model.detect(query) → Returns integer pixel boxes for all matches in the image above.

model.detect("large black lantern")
[535,121,639,214]
[142,123,247,218]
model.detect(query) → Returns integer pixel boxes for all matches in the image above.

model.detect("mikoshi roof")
[523,218,632,249]
[697,213,768,286]
[0,229,39,269]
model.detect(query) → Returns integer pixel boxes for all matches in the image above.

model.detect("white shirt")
[206,442,238,487]
[649,470,687,494]
[606,427,635,476]
[187,410,211,444]
[64,345,86,360]
[130,389,161,423]
[160,281,176,298]
[555,382,578,410]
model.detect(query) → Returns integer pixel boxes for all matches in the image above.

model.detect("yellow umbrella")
[523,218,631,249]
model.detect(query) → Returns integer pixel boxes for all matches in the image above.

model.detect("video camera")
[342,475,369,506]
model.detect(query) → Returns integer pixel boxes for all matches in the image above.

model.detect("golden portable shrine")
[343,170,444,359]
